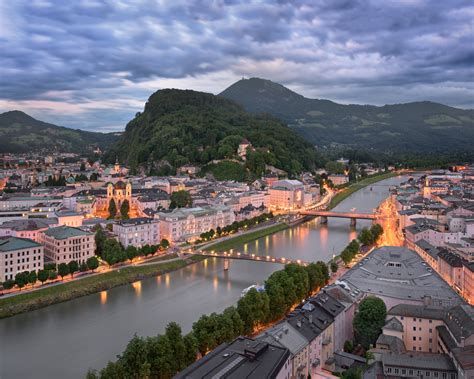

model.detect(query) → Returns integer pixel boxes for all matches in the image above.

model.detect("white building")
[156,205,235,242]
[55,209,84,227]
[113,217,160,248]
[0,237,44,282]
[39,226,94,265]
[268,179,305,210]
[328,174,349,186]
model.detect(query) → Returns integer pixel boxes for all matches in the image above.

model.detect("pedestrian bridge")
[299,210,377,226]
[188,249,310,270]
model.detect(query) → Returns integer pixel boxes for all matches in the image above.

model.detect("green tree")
[119,334,149,379]
[99,361,126,379]
[147,335,173,378]
[325,161,345,174]
[49,270,58,280]
[237,288,270,334]
[68,260,79,278]
[183,333,198,366]
[265,277,287,321]
[86,256,99,271]
[358,227,374,245]
[170,190,192,209]
[370,224,383,243]
[14,271,29,290]
[284,263,309,301]
[79,262,89,272]
[344,340,354,353]
[58,263,70,279]
[120,199,130,220]
[165,322,187,373]
[160,239,170,249]
[28,271,37,286]
[38,269,49,284]
[353,296,387,349]
[2,279,15,290]
[342,367,362,379]
[330,261,338,273]
[126,246,138,262]
[95,227,106,257]
[108,199,117,219]
[192,314,218,355]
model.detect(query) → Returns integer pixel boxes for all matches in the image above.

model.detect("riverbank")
[328,171,399,209]
[0,256,205,319]
[202,223,288,252]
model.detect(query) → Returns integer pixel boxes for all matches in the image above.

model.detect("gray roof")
[451,346,474,370]
[415,239,440,259]
[0,237,41,252]
[375,334,406,354]
[257,321,307,356]
[382,352,456,371]
[444,304,474,343]
[175,336,290,379]
[388,304,446,320]
[43,225,91,239]
[115,217,158,226]
[340,247,462,306]
[383,317,404,332]
[0,218,57,231]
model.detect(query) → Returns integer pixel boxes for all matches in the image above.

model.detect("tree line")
[340,224,383,265]
[87,261,330,378]
[2,257,99,290]
[94,227,170,267]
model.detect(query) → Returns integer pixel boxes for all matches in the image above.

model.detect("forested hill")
[219,78,474,153]
[105,89,320,176]
[0,111,119,154]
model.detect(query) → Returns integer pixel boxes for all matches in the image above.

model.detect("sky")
[0,0,473,132]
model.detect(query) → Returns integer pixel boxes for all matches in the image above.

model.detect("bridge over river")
[299,210,378,226]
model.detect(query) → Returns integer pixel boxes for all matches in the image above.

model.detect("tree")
[237,288,270,334]
[165,322,187,373]
[330,261,338,273]
[160,239,170,249]
[28,271,37,286]
[126,246,138,262]
[38,269,49,284]
[341,367,362,379]
[353,296,387,349]
[284,263,309,300]
[2,279,15,290]
[95,227,106,257]
[183,333,198,366]
[146,334,173,378]
[15,271,29,290]
[344,340,354,353]
[79,262,89,272]
[170,190,192,209]
[119,334,149,379]
[68,260,79,278]
[108,199,117,219]
[325,161,345,174]
[358,227,374,246]
[80,162,86,171]
[87,256,99,271]
[99,361,126,379]
[265,277,287,321]
[58,263,70,279]
[49,271,58,280]
[120,199,130,220]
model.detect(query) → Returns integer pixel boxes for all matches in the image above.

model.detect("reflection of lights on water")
[156,276,162,285]
[227,281,231,291]
[265,236,269,250]
[244,244,248,253]
[132,281,142,296]
[100,291,107,304]
[213,276,218,291]
[165,274,170,288]
[349,228,357,242]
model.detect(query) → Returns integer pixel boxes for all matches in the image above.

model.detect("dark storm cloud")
[0,0,472,131]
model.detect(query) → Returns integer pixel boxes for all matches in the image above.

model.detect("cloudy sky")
[0,0,472,132]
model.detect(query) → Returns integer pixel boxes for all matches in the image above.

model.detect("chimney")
[308,314,313,324]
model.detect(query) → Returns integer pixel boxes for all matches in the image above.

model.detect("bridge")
[299,210,377,226]
[188,249,310,270]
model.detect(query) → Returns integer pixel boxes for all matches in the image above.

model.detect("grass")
[328,171,398,210]
[144,252,178,263]
[0,259,190,319]
[203,223,288,252]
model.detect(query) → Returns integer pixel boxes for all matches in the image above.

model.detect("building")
[0,218,58,242]
[268,180,305,211]
[113,217,160,248]
[0,237,44,282]
[340,246,462,308]
[156,205,235,242]
[40,226,94,264]
[328,174,349,186]
[175,336,291,379]
[55,209,84,227]
[237,138,252,160]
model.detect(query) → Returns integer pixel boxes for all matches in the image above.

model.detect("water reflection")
[132,281,142,296]
[100,291,107,305]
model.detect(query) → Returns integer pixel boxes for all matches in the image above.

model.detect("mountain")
[0,111,120,154]
[219,78,474,153]
[105,89,320,177]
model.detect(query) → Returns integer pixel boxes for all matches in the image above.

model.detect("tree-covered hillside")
[0,111,119,154]
[220,78,474,153]
[105,89,320,177]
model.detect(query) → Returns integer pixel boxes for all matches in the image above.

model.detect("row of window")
[385,366,455,378]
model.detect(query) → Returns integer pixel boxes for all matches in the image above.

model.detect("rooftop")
[175,336,289,379]
[43,225,91,239]
[382,352,456,372]
[0,237,41,252]
[340,246,462,306]
[388,304,446,320]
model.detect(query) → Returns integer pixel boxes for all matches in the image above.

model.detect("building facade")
[40,226,94,264]
[113,217,160,248]
[0,237,44,282]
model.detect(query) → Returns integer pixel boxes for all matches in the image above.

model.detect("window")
[429,328,433,333]
[413,327,417,331]
[413,318,416,322]
[429,319,433,323]
[413,336,417,341]
[429,338,433,343]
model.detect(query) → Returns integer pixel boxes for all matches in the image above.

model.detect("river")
[0,175,407,379]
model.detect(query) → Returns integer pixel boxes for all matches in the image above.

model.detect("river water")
[0,175,407,379]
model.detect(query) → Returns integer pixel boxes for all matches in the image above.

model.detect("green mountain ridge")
[105,89,320,177]
[0,110,120,154]
[219,78,474,153]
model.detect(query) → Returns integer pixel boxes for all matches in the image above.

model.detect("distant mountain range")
[0,111,120,154]
[219,78,474,153]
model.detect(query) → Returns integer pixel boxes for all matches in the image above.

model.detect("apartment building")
[113,217,160,248]
[268,180,305,211]
[40,226,94,264]
[0,237,44,282]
